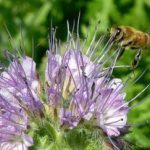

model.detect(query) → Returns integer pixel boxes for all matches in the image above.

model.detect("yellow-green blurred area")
[0,0,150,149]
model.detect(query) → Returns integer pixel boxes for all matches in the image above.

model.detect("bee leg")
[131,48,142,70]
[117,48,125,59]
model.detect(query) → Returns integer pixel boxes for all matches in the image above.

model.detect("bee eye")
[116,28,121,36]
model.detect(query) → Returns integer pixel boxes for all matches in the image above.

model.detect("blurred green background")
[0,0,150,149]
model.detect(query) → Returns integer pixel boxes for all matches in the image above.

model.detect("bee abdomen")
[145,33,150,49]
[132,32,150,49]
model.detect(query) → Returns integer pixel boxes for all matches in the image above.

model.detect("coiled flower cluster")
[0,25,147,150]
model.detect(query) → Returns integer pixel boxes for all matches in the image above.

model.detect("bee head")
[110,26,124,42]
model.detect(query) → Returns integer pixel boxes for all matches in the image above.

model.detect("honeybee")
[110,25,150,69]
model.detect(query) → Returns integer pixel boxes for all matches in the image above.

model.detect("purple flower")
[0,56,42,149]
[44,27,129,133]
[45,49,97,106]
[0,24,137,150]
[45,51,62,107]
[45,48,98,128]
[95,79,129,137]
[0,56,43,112]
[0,93,33,149]
[59,108,79,129]
[60,81,95,129]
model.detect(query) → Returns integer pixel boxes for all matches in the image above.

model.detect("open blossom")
[0,56,43,112]
[0,92,33,150]
[0,56,43,149]
[46,49,98,128]
[95,79,128,137]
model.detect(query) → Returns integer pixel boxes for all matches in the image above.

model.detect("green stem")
[46,122,63,149]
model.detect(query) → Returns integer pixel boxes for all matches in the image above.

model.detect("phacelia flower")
[0,56,43,149]
[45,48,99,128]
[0,92,33,150]
[0,56,43,113]
[95,78,128,137]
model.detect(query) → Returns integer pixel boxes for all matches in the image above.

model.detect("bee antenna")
[111,24,118,29]
[107,28,110,33]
